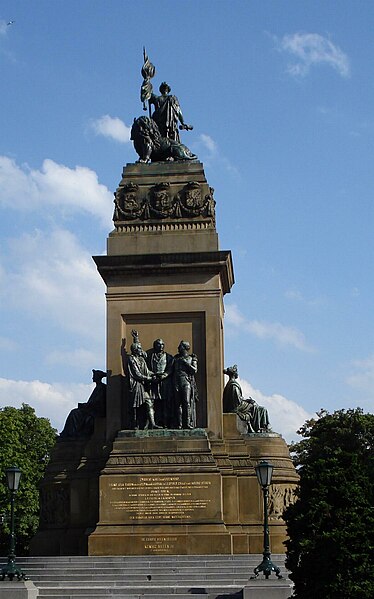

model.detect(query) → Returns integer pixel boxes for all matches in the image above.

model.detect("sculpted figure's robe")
[173,354,198,429]
[223,378,243,413]
[150,93,183,142]
[147,350,174,427]
[127,355,153,408]
[60,382,106,438]
[236,399,270,433]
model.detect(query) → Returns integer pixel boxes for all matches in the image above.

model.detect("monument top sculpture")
[131,48,197,163]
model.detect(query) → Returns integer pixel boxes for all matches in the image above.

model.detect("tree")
[284,408,374,599]
[0,404,57,556]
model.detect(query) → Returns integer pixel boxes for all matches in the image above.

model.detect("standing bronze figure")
[149,82,193,143]
[173,341,198,429]
[127,331,160,430]
[147,339,174,428]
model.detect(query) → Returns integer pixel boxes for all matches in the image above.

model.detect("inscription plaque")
[101,473,222,524]
[141,535,178,553]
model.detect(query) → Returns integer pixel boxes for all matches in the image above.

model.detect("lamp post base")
[251,554,283,580]
[1,557,27,582]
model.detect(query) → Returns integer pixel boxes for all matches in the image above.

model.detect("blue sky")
[0,1,373,441]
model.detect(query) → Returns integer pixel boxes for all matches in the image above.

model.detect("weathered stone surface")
[110,162,218,255]
[244,578,293,599]
[88,429,232,555]
[31,159,298,557]
[0,581,38,599]
[93,249,233,440]
[5,554,292,598]
[29,419,110,556]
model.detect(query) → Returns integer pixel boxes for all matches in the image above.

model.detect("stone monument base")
[88,426,297,556]
[0,581,39,599]
[88,429,233,555]
[31,418,298,556]
[243,578,293,599]
[29,418,110,556]
[89,524,232,556]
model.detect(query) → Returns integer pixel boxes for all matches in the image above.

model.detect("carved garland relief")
[113,181,216,223]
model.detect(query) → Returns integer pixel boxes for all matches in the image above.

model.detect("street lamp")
[0,466,27,581]
[251,460,283,580]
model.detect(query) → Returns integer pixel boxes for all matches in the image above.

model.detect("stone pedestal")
[29,419,110,556]
[93,161,233,441]
[243,578,293,599]
[88,429,232,555]
[217,415,298,554]
[32,160,298,556]
[88,422,298,556]
[94,249,233,440]
[0,581,39,599]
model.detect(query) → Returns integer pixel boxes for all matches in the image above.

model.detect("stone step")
[17,560,257,577]
[39,596,214,599]
[17,560,262,577]
[37,585,244,597]
[38,589,243,599]
[13,555,285,566]
[16,556,274,564]
[0,555,289,599]
[34,572,252,588]
[39,595,214,599]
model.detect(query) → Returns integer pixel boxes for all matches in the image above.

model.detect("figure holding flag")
[149,81,192,143]
[140,48,155,115]
[140,49,193,143]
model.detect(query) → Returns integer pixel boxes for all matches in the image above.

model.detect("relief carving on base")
[268,484,297,521]
[40,485,70,527]
[107,454,215,466]
[113,182,144,221]
[113,181,216,225]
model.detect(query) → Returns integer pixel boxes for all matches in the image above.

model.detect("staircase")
[1,554,291,599]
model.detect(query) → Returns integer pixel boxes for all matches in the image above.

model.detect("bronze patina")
[131,48,196,163]
[223,365,271,433]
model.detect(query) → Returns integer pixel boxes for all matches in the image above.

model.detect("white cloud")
[0,377,93,432]
[284,287,326,307]
[200,133,217,154]
[278,32,350,78]
[90,115,131,143]
[195,134,239,177]
[0,156,113,228]
[2,229,105,341]
[46,348,101,370]
[238,377,312,443]
[346,354,374,395]
[226,304,313,352]
[0,20,8,35]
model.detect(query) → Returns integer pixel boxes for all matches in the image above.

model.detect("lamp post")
[0,466,26,581]
[251,460,283,580]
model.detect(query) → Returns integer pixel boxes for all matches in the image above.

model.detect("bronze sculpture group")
[60,50,273,438]
[60,359,271,437]
[131,49,197,163]
[125,331,198,430]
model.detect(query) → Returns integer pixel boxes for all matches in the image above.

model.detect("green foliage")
[0,404,57,556]
[284,408,374,599]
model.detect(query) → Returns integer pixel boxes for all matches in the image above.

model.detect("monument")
[30,51,298,557]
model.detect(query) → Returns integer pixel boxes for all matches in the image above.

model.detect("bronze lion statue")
[131,116,197,163]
